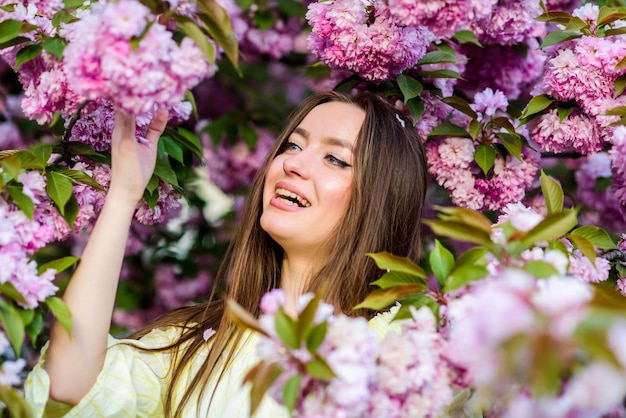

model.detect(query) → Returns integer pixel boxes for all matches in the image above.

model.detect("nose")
[282,150,311,179]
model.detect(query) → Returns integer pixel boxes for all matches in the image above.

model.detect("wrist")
[102,190,141,216]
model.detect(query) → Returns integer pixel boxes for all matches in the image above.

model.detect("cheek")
[324,177,353,212]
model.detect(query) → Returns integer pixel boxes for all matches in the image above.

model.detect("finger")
[112,107,136,145]
[144,109,169,145]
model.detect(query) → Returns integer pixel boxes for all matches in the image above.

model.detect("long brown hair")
[131,90,428,416]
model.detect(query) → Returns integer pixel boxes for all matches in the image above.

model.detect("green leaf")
[179,18,215,64]
[0,283,26,305]
[306,321,327,352]
[430,239,455,287]
[606,27,626,37]
[570,226,617,250]
[565,16,589,31]
[406,97,425,124]
[536,11,573,25]
[243,361,282,416]
[615,74,626,98]
[366,252,427,277]
[54,167,105,191]
[520,209,578,247]
[282,374,302,412]
[589,281,626,314]
[305,354,335,380]
[435,205,493,233]
[557,104,575,122]
[8,185,34,219]
[540,30,581,49]
[276,0,307,17]
[442,96,477,119]
[597,6,626,27]
[474,145,496,175]
[225,298,268,336]
[143,188,159,209]
[46,297,72,338]
[196,0,240,71]
[524,260,560,278]
[25,312,43,347]
[161,136,185,164]
[154,154,179,187]
[164,127,204,159]
[0,299,24,356]
[0,36,30,51]
[16,150,46,170]
[468,120,483,140]
[63,0,85,8]
[393,294,439,320]
[275,308,299,349]
[28,143,53,168]
[417,50,457,65]
[62,194,79,229]
[43,37,66,60]
[353,285,426,310]
[46,171,74,215]
[396,74,423,102]
[1,153,22,180]
[145,175,159,194]
[519,94,555,120]
[417,69,464,79]
[60,142,109,163]
[0,20,23,45]
[529,335,563,397]
[540,170,564,215]
[37,256,79,275]
[604,105,626,116]
[52,10,78,27]
[445,247,489,292]
[427,122,471,138]
[423,219,493,246]
[452,29,482,46]
[567,234,597,266]
[15,44,42,69]
[297,292,321,341]
[495,133,523,160]
[0,386,33,418]
[371,271,428,290]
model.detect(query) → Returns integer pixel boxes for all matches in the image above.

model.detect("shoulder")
[368,304,402,338]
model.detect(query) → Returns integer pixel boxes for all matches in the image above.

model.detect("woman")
[26,90,428,417]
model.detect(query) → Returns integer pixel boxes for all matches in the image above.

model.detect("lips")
[274,186,311,207]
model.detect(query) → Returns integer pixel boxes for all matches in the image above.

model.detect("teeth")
[276,188,311,207]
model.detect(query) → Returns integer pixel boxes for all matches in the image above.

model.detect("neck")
[280,252,316,316]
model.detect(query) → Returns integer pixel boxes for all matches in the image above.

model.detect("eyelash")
[278,141,351,169]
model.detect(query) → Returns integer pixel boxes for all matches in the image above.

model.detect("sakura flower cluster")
[255,290,454,417]
[530,4,626,155]
[61,0,214,115]
[306,0,435,81]
[0,198,57,309]
[447,269,626,417]
[425,89,540,211]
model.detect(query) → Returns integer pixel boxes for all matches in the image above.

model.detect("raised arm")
[44,108,168,405]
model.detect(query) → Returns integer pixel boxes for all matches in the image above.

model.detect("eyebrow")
[292,127,354,152]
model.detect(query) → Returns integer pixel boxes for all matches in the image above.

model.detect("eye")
[278,141,301,154]
[326,154,351,169]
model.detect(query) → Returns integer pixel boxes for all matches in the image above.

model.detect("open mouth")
[275,187,311,207]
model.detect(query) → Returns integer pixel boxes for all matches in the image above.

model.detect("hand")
[107,108,169,207]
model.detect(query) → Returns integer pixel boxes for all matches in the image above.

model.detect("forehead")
[297,102,366,146]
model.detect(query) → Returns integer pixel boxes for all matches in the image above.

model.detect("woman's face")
[260,101,366,254]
